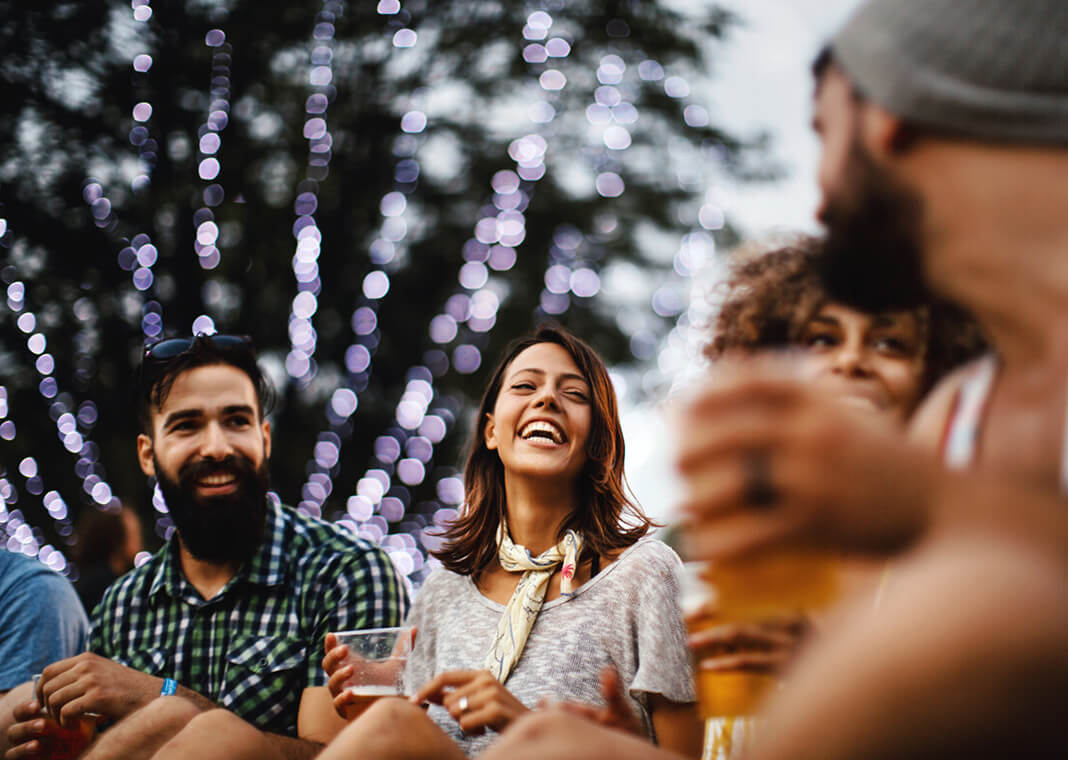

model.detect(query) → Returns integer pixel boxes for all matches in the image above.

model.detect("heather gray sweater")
[404,537,696,756]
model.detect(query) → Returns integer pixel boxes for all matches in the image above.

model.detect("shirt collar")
[147,496,290,600]
[242,496,289,588]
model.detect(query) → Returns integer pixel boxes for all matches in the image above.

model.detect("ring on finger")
[742,450,777,508]
[458,695,470,714]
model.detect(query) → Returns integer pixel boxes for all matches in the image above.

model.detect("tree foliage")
[0,0,765,576]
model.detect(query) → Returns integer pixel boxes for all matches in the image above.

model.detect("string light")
[3,277,120,513]
[88,0,165,341]
[0,390,76,575]
[293,0,425,527]
[283,1,344,392]
[192,26,233,270]
[338,6,588,580]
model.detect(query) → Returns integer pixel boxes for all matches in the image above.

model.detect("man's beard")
[155,453,270,564]
[819,139,930,311]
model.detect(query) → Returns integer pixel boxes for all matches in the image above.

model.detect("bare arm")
[749,524,1068,760]
[295,686,347,744]
[907,362,970,451]
[649,695,702,758]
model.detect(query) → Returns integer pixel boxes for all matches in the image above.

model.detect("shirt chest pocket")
[219,635,307,728]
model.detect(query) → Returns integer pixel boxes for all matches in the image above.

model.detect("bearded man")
[3,335,407,760]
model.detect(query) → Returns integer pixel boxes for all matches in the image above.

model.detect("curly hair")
[706,237,986,395]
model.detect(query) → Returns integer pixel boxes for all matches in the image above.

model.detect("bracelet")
[160,678,177,696]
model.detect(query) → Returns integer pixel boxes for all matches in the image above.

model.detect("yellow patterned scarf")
[484,519,584,682]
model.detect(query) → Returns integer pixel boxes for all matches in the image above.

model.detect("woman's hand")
[323,629,416,721]
[411,670,529,734]
[545,666,643,736]
[688,615,810,674]
[322,633,361,720]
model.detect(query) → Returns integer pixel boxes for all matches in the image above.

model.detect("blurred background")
[0,0,858,588]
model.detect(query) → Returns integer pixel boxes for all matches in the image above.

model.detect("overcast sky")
[625,0,863,523]
[706,0,862,236]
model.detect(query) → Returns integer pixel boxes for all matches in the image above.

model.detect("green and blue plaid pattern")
[89,498,408,736]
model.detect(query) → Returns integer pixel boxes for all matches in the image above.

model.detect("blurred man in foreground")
[4,335,407,760]
[480,0,1068,757]
[0,549,89,756]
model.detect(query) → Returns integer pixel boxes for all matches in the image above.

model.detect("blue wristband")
[160,678,177,696]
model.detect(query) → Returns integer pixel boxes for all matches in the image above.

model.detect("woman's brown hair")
[706,236,985,395]
[433,325,653,576]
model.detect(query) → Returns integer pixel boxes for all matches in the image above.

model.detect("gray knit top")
[403,537,696,756]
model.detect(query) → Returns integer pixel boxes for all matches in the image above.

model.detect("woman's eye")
[513,382,536,391]
[874,337,913,354]
[804,333,837,348]
[565,389,588,401]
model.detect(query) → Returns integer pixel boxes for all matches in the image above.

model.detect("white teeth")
[199,474,235,486]
[520,420,565,444]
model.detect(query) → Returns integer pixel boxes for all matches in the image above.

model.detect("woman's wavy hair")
[705,236,986,396]
[433,325,653,576]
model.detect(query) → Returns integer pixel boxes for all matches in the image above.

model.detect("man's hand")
[412,670,530,735]
[546,666,643,736]
[677,368,936,560]
[689,616,809,674]
[38,653,162,727]
[5,697,94,760]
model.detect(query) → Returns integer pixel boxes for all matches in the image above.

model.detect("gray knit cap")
[831,0,1068,144]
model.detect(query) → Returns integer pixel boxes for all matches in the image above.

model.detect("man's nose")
[198,422,234,459]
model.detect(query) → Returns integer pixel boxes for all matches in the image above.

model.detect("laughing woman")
[319,325,701,758]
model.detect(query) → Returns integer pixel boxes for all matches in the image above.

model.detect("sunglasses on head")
[143,334,253,363]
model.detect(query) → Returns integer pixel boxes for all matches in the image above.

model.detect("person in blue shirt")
[0,548,88,754]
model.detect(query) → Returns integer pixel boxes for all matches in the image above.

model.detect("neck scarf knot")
[483,519,583,683]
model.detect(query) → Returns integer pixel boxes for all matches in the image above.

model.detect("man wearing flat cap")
[473,1,1068,758]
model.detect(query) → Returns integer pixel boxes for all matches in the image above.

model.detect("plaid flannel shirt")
[89,497,408,736]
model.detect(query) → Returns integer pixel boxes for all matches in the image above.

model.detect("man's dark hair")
[811,44,834,82]
[137,335,276,433]
[811,45,867,101]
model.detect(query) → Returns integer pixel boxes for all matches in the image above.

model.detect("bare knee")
[483,709,592,759]
[184,708,257,735]
[322,698,456,760]
[360,696,427,726]
[157,709,265,758]
[506,709,571,743]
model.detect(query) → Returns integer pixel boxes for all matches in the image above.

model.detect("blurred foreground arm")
[749,476,1068,760]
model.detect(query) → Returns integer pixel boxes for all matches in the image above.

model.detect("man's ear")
[862,104,912,156]
[483,413,498,451]
[261,418,272,459]
[137,433,156,477]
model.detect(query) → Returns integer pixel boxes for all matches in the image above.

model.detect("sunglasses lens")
[146,338,194,360]
[145,334,251,361]
[207,335,249,351]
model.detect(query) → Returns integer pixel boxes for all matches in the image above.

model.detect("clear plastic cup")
[331,627,412,717]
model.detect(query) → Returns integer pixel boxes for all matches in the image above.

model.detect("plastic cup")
[331,627,412,717]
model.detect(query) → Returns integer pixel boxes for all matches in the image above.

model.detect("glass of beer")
[331,627,412,717]
[31,674,97,760]
[681,553,838,720]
